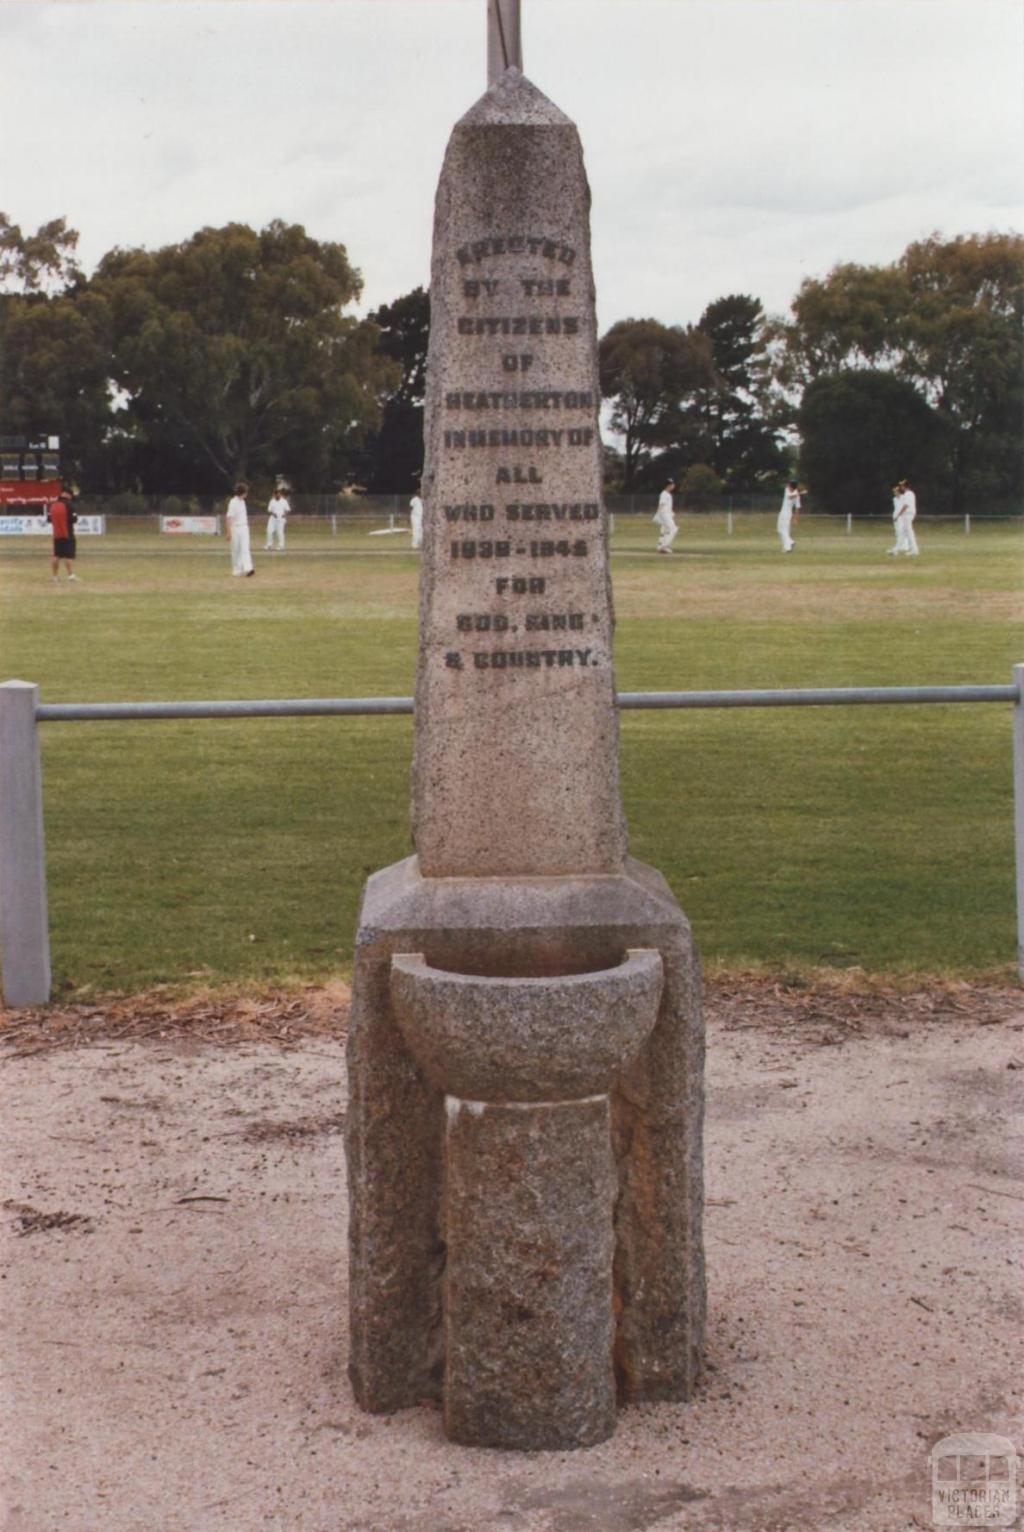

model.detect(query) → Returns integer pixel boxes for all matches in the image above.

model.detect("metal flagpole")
[488,0,522,84]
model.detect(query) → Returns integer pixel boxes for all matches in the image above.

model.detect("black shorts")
[53,537,76,559]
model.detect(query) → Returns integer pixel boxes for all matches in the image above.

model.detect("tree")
[0,289,113,484]
[90,220,398,492]
[680,464,724,506]
[778,234,1024,510]
[598,318,714,490]
[686,295,786,487]
[358,286,429,494]
[899,233,1023,509]
[0,214,81,294]
[797,370,949,519]
[0,214,110,484]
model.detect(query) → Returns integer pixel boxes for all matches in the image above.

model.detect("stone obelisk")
[345,2,704,1451]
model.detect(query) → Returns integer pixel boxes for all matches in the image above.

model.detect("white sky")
[3,0,1022,330]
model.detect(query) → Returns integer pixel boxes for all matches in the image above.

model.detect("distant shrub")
[106,491,149,517]
[681,464,724,505]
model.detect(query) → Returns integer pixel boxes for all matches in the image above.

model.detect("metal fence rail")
[616,685,1016,710]
[37,491,1022,521]
[2,670,1022,1005]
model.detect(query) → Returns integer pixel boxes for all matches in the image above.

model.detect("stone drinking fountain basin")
[390,948,664,1101]
[388,948,665,1450]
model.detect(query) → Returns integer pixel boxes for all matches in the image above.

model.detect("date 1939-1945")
[451,539,588,559]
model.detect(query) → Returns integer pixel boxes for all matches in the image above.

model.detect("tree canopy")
[2,214,1019,510]
[357,286,429,494]
[598,318,714,490]
[0,216,109,484]
[90,221,397,491]
[798,370,950,519]
[779,232,1023,511]
[0,214,81,295]
[685,294,786,488]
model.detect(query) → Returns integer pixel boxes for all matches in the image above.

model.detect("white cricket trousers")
[893,513,918,555]
[655,512,678,552]
[777,506,794,551]
[230,524,253,575]
[265,516,286,550]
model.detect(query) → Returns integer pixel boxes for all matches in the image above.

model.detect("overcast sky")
[3,0,1022,330]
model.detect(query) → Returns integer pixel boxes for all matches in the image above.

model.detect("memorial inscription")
[411,76,627,878]
[346,65,705,1454]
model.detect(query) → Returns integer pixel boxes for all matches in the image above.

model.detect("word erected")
[456,236,577,267]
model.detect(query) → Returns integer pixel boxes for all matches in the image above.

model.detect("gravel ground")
[1,981,1021,1532]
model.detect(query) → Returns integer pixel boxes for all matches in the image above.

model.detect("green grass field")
[1,511,1020,996]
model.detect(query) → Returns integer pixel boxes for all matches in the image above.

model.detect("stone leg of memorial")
[345,859,704,1448]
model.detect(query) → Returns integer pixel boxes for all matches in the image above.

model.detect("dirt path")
[1,981,1021,1532]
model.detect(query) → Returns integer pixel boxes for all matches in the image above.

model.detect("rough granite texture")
[389,949,663,1101]
[345,66,704,1452]
[412,68,626,879]
[345,858,705,1438]
[444,1096,618,1450]
[388,949,664,1448]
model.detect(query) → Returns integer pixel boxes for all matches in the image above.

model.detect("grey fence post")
[965,514,971,535]
[0,681,51,1006]
[1014,664,1024,981]
[846,513,853,535]
[726,510,733,536]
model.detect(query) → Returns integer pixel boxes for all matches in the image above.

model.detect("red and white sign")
[160,515,219,535]
[0,479,64,508]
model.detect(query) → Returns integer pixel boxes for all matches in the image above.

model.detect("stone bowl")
[389,948,663,1103]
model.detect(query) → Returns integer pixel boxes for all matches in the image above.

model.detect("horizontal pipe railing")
[3,671,1023,1005]
[37,697,415,721]
[615,685,1016,710]
[34,683,1018,723]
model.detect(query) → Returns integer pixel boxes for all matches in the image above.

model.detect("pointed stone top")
[458,68,573,129]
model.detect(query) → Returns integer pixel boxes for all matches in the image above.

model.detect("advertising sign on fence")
[160,515,219,535]
[0,479,64,509]
[0,515,106,535]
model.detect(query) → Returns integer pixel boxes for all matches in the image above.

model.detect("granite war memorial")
[345,7,705,1451]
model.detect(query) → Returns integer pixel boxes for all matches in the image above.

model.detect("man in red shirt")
[47,491,79,582]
